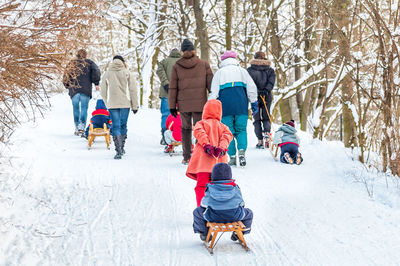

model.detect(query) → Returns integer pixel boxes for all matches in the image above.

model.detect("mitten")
[213,147,226,158]
[132,109,138,114]
[251,101,258,115]
[203,144,214,156]
[164,84,169,92]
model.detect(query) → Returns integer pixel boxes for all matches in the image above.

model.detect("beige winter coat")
[101,59,139,110]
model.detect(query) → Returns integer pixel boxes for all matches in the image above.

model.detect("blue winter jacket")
[200,180,245,223]
[91,99,111,129]
[209,58,257,117]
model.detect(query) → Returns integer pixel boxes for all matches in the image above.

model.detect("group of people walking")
[63,50,138,159]
[63,41,304,243]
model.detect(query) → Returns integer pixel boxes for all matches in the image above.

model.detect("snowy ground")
[1,93,400,266]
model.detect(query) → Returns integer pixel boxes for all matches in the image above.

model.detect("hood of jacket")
[281,124,297,134]
[220,57,239,68]
[250,58,271,66]
[109,59,125,71]
[176,54,200,69]
[202,99,222,121]
[96,99,107,110]
[169,49,181,58]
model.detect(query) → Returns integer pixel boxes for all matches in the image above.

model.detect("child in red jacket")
[186,99,233,206]
[163,113,182,153]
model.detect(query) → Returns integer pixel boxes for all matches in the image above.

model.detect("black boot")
[113,135,123,159]
[121,135,127,155]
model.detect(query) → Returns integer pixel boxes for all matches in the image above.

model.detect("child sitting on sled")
[193,163,253,241]
[163,112,182,153]
[273,119,303,165]
[186,99,233,207]
[83,99,112,138]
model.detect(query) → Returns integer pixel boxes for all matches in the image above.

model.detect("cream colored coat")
[101,59,139,110]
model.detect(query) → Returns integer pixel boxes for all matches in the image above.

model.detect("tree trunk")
[294,0,303,120]
[225,0,233,50]
[333,0,356,147]
[193,0,210,61]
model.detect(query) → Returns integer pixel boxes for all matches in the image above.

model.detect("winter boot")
[200,234,207,241]
[263,133,270,149]
[164,145,173,153]
[182,158,189,165]
[231,232,239,241]
[113,135,123,159]
[160,128,167,145]
[283,152,293,164]
[121,135,127,155]
[228,155,236,166]
[296,153,303,165]
[256,139,264,149]
[238,149,246,167]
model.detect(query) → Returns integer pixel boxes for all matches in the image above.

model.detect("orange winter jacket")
[186,99,233,180]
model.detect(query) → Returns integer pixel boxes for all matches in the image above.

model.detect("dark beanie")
[285,119,295,127]
[113,55,125,62]
[211,163,232,181]
[181,39,194,52]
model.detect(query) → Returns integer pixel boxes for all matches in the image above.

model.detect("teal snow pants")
[221,114,248,156]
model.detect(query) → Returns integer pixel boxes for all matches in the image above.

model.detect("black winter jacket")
[63,59,101,99]
[247,59,276,100]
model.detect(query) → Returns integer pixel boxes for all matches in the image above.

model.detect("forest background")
[0,0,399,177]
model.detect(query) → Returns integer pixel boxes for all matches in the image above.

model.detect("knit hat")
[211,163,232,181]
[113,55,125,62]
[181,39,194,52]
[254,51,266,60]
[285,119,295,127]
[221,50,237,61]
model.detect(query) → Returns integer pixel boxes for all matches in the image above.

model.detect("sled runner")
[168,141,182,156]
[204,221,249,254]
[88,123,111,150]
[268,133,279,161]
[259,95,280,161]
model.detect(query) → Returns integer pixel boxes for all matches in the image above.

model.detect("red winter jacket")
[166,114,182,142]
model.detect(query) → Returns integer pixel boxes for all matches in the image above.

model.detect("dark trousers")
[180,112,202,161]
[280,143,301,163]
[193,207,253,236]
[253,94,272,140]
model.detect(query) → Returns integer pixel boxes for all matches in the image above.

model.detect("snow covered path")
[1,94,400,265]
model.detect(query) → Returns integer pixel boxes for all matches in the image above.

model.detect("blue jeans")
[221,115,248,156]
[71,93,90,130]
[109,108,130,136]
[160,97,170,131]
[280,143,302,163]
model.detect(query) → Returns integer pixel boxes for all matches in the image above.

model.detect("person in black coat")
[247,51,276,149]
[63,49,101,135]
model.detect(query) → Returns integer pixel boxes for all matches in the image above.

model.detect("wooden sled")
[204,221,249,255]
[88,123,111,150]
[268,133,280,161]
[168,141,182,156]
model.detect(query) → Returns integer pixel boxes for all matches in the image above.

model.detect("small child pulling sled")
[273,120,303,164]
[193,163,253,254]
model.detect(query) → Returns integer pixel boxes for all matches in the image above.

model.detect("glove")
[164,84,169,92]
[170,108,178,118]
[213,147,226,158]
[251,101,258,115]
[203,144,214,156]
[132,109,138,114]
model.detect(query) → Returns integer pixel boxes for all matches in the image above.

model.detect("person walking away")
[101,55,138,159]
[193,163,253,241]
[247,51,276,149]
[156,48,181,145]
[208,50,258,167]
[186,99,233,207]
[63,49,101,136]
[272,120,303,165]
[169,39,213,165]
